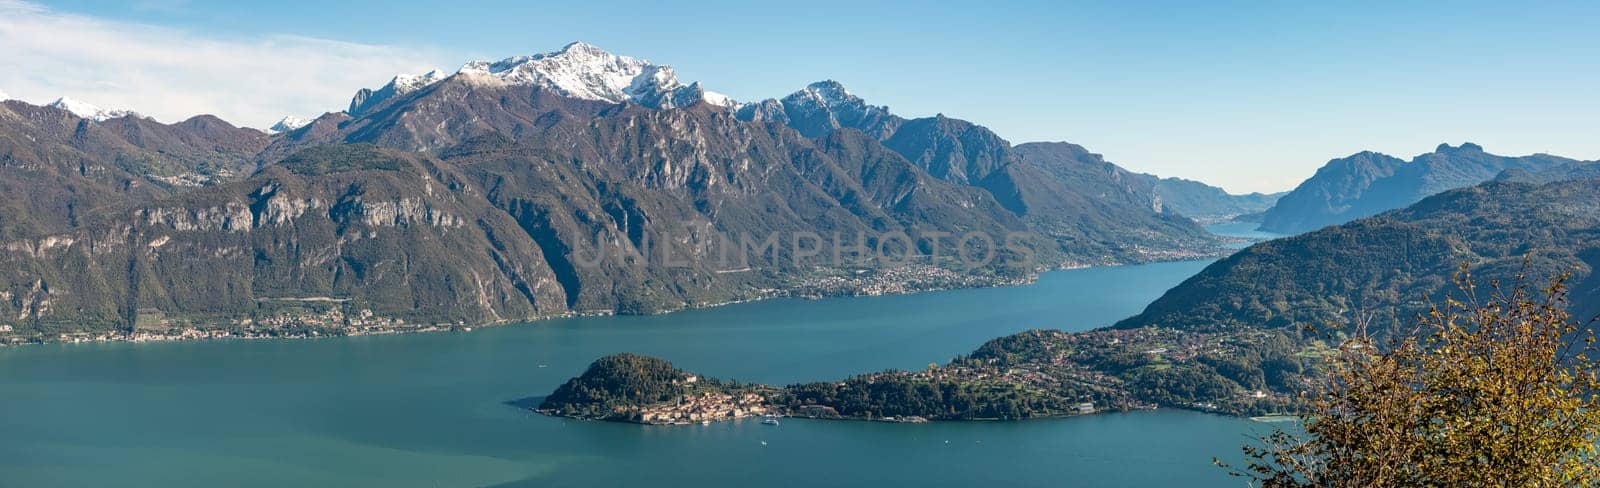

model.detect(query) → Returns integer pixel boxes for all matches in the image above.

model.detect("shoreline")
[0,253,1226,349]
[534,403,1249,426]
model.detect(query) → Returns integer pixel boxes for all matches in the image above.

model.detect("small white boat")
[760,440,767,446]
[760,415,780,426]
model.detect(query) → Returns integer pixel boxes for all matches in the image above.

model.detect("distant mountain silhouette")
[1258,143,1584,234]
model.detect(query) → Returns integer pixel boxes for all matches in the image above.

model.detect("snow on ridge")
[788,80,869,110]
[0,88,10,101]
[390,70,447,95]
[269,115,312,134]
[701,89,736,108]
[343,41,785,116]
[731,79,896,133]
[347,69,447,116]
[452,41,728,109]
[49,96,140,122]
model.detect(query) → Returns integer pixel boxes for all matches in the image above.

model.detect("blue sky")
[4,0,1598,193]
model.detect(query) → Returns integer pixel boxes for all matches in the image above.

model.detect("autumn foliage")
[1226,271,1600,487]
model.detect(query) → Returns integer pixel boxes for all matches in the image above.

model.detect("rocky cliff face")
[0,144,567,335]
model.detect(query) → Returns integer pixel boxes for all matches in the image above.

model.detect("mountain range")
[6,41,1591,348]
[1256,142,1590,234]
[1143,177,1282,223]
[47,97,141,122]
[0,42,1271,341]
[1116,175,1600,335]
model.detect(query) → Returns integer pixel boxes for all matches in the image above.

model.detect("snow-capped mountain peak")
[345,42,736,117]
[269,115,312,134]
[791,80,861,109]
[49,96,139,121]
[0,88,11,101]
[391,70,447,94]
[455,41,728,109]
[733,80,895,138]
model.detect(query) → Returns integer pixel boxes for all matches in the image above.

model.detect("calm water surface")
[0,259,1273,487]
[1206,222,1289,246]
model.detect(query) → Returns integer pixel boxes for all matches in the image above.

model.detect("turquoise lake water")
[0,259,1276,487]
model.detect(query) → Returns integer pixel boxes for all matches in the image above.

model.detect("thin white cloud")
[0,0,452,128]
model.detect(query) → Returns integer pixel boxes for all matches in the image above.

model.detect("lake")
[1206,221,1289,245]
[0,259,1275,487]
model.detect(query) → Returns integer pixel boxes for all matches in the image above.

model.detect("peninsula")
[537,327,1319,425]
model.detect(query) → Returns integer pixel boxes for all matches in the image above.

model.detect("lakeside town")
[537,326,1315,427]
[0,260,1115,347]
